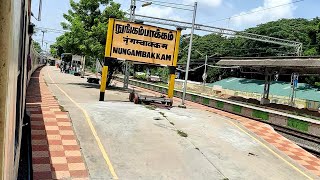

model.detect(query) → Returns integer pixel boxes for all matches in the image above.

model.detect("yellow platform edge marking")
[47,70,119,179]
[227,120,313,180]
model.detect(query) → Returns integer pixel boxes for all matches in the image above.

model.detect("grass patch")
[159,112,166,117]
[53,96,58,100]
[59,105,67,112]
[145,105,156,110]
[44,81,48,86]
[170,122,175,125]
[195,147,199,150]
[177,130,188,137]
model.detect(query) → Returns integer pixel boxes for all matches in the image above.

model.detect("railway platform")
[26,66,319,179]
[26,68,89,179]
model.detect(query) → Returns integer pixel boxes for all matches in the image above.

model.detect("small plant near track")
[59,105,67,112]
[144,105,157,110]
[159,112,166,117]
[177,130,188,137]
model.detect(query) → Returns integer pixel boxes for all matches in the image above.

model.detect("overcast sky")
[31,0,319,49]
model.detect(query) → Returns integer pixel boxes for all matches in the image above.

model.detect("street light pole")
[123,0,137,89]
[130,0,136,22]
[41,30,46,47]
[203,55,208,85]
[181,2,197,106]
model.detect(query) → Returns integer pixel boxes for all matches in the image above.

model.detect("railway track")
[272,125,320,157]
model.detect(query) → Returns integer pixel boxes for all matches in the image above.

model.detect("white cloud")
[184,0,222,7]
[136,6,173,18]
[136,6,183,21]
[231,0,295,28]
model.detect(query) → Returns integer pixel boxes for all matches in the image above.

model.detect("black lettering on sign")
[112,47,173,61]
[115,23,176,41]
[151,53,155,59]
[136,50,142,57]
[166,55,172,61]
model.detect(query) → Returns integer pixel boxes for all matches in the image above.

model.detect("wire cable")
[137,0,194,7]
[137,0,193,11]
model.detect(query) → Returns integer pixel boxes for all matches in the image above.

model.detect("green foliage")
[33,41,42,53]
[158,67,169,82]
[135,73,147,81]
[149,67,169,82]
[206,67,220,83]
[305,76,320,86]
[303,47,317,56]
[52,0,125,59]
[51,0,125,86]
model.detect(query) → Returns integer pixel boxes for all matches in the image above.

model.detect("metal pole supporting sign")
[181,2,197,107]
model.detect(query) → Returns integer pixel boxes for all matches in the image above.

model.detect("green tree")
[52,0,125,86]
[33,41,42,53]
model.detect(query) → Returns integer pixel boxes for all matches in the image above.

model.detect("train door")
[14,0,28,178]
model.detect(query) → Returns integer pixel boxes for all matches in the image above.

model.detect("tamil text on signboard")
[108,20,179,66]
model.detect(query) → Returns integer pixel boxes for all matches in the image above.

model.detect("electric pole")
[41,30,46,47]
[181,2,198,106]
[123,0,137,89]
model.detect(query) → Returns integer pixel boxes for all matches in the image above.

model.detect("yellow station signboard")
[106,19,180,66]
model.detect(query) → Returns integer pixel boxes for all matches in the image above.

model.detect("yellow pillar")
[168,73,176,98]
[99,17,115,101]
[99,66,109,101]
[167,28,182,99]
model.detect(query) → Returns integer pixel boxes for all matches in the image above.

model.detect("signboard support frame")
[99,17,115,101]
[168,28,181,99]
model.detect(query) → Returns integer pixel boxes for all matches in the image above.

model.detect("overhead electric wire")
[35,27,69,33]
[137,0,193,11]
[177,64,205,72]
[137,0,194,7]
[203,0,305,24]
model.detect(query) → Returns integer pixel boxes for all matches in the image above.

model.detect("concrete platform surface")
[43,66,318,180]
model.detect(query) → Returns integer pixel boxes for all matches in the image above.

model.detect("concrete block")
[223,103,233,112]
[185,94,192,101]
[209,99,216,108]
[260,98,270,105]
[308,123,320,137]
[269,114,287,126]
[242,107,252,117]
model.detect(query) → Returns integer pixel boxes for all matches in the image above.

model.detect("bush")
[135,73,147,81]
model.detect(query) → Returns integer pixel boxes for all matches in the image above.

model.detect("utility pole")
[181,2,197,106]
[289,72,298,106]
[41,30,46,47]
[130,0,136,21]
[45,42,48,52]
[38,0,43,21]
[123,0,137,89]
[202,55,208,85]
[81,56,86,78]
